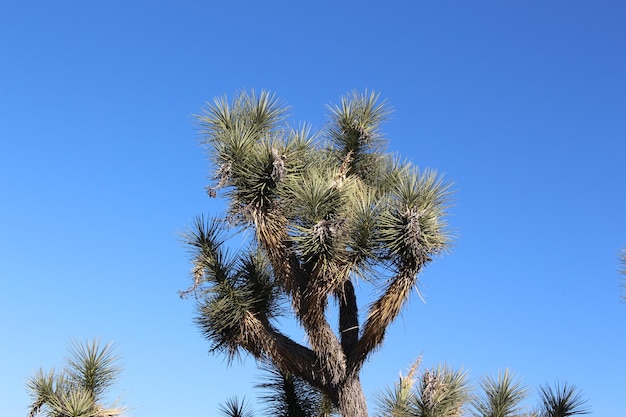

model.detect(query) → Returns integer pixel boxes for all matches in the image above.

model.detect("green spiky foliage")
[183,90,453,417]
[535,382,589,417]
[218,397,256,417]
[471,369,528,417]
[27,340,125,417]
[376,358,470,417]
[256,363,338,417]
[219,363,338,417]
[412,366,471,417]
[376,359,421,417]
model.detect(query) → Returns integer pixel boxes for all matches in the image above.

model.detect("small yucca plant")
[535,382,589,417]
[27,339,125,417]
[470,369,528,417]
[375,358,471,417]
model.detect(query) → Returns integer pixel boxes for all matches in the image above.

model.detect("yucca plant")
[376,358,422,417]
[376,358,471,417]
[413,366,471,417]
[218,397,256,417]
[470,369,528,417]
[182,90,453,417]
[27,339,125,417]
[376,361,590,417]
[535,382,589,417]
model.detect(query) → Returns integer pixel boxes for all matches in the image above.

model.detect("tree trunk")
[334,375,369,417]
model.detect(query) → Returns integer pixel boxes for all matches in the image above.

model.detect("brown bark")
[243,312,371,417]
[338,280,359,355]
[299,273,347,385]
[330,375,369,417]
[240,312,330,389]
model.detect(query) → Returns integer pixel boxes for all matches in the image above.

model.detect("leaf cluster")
[27,340,124,417]
[470,370,590,417]
[218,363,339,417]
[536,383,589,417]
[376,363,590,417]
[256,363,328,417]
[471,369,528,417]
[183,216,281,360]
[376,360,470,417]
[193,90,452,279]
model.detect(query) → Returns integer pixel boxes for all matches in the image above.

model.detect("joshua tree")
[181,90,453,417]
[27,339,124,417]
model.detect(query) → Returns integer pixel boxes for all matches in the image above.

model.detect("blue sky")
[1,1,625,416]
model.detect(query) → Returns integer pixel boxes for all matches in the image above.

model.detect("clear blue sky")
[1,1,624,416]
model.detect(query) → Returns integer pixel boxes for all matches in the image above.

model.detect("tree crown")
[183,90,453,416]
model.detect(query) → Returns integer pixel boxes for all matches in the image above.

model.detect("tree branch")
[297,265,347,386]
[239,312,329,390]
[253,207,348,386]
[338,280,359,357]
[349,266,421,371]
